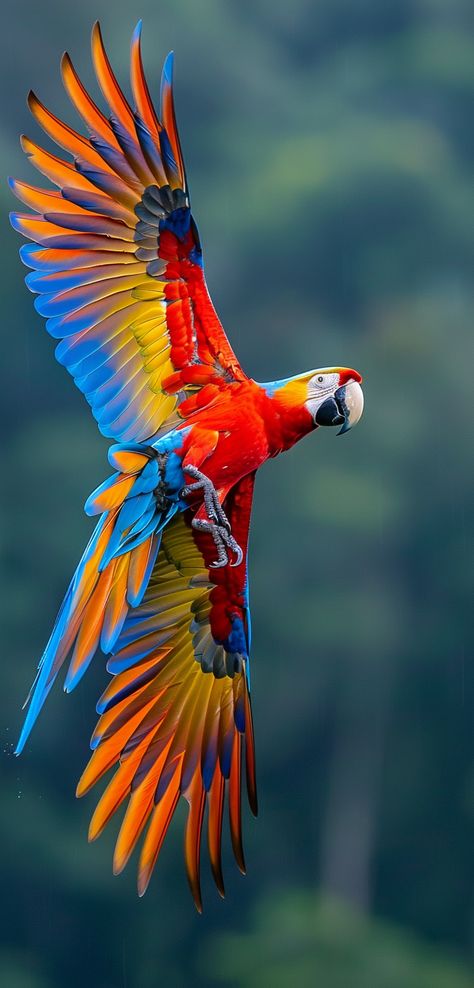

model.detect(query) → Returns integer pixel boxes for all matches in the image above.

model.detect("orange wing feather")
[75,482,256,909]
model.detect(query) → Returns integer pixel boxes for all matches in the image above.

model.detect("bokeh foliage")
[1,1,472,986]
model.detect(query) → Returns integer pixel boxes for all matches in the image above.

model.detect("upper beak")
[334,381,364,435]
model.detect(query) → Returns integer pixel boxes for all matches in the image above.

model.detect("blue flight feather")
[127,533,161,608]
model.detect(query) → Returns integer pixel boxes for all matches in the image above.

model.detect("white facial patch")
[305,371,340,420]
[307,371,339,396]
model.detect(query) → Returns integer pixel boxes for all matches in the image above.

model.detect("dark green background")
[1,1,472,986]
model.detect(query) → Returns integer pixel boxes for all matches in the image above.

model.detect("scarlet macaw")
[10,22,364,909]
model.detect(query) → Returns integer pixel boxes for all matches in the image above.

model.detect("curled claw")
[182,465,242,566]
[192,520,243,569]
[222,531,243,567]
[212,525,243,568]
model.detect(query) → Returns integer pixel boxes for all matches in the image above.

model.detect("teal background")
[1,1,472,986]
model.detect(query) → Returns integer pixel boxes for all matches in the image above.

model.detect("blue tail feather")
[16,434,186,754]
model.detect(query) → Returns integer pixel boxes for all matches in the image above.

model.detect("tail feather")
[15,448,172,755]
[15,513,110,754]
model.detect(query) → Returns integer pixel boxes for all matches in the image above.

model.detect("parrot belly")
[166,384,271,495]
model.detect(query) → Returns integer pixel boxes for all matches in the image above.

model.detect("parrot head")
[304,367,364,435]
[260,366,364,443]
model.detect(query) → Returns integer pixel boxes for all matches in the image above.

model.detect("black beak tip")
[337,420,351,435]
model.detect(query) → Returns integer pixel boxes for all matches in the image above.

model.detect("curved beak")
[314,380,364,434]
[334,381,364,435]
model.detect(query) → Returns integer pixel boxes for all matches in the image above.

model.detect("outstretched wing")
[10,21,245,442]
[77,474,257,908]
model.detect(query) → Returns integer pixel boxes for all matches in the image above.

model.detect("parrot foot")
[192,517,243,568]
[182,465,243,568]
[182,465,229,527]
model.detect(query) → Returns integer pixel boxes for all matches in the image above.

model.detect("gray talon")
[182,465,230,529]
[185,469,243,568]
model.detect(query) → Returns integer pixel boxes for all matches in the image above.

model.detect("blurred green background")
[1,1,473,986]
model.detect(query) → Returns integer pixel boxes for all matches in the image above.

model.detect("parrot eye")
[308,371,339,394]
[312,373,328,389]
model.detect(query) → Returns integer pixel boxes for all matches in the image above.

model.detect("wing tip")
[247,778,258,817]
[9,211,22,233]
[211,859,226,898]
[188,874,203,913]
[60,50,77,86]
[18,242,38,267]
[161,51,175,90]
[14,736,26,757]
[132,19,143,43]
[14,702,37,757]
[64,660,89,694]
[91,20,103,58]
[137,870,151,898]
[75,776,88,799]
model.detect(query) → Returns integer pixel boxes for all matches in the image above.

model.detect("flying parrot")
[10,22,364,910]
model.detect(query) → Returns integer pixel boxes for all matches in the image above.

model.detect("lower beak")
[334,381,364,435]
